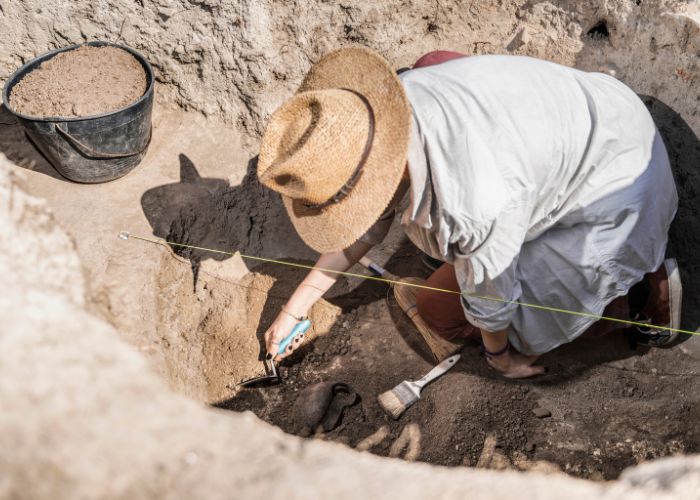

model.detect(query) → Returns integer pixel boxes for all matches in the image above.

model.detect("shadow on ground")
[642,96,700,340]
[0,105,63,180]
[140,153,310,291]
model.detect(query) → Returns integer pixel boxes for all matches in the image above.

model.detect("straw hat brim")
[280,47,412,253]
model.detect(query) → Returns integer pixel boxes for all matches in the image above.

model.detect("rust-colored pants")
[414,263,630,341]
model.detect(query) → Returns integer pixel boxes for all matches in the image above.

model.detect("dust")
[9,45,147,118]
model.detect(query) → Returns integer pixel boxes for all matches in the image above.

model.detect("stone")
[533,407,552,418]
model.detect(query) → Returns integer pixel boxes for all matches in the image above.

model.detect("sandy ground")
[2,93,699,480]
[0,101,264,400]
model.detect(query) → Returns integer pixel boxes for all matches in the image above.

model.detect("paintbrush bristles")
[377,382,418,419]
[377,390,406,419]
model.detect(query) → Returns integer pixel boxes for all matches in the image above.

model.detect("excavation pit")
[1,0,699,496]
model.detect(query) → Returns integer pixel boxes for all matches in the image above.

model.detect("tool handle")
[414,354,461,389]
[277,319,312,356]
[359,256,399,281]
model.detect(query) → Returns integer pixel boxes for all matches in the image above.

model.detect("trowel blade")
[238,359,281,388]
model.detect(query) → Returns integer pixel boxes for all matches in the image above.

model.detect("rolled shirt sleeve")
[453,195,530,332]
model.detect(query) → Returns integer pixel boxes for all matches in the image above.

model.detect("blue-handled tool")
[277,319,312,356]
[239,319,313,387]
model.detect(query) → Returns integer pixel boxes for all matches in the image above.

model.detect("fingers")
[521,354,541,366]
[264,313,296,360]
[264,329,273,352]
[275,332,306,361]
[265,316,305,361]
[264,329,278,359]
[508,352,545,378]
[274,338,292,361]
[530,364,546,376]
[264,327,285,361]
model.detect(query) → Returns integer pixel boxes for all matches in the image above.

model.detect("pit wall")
[2,152,700,499]
[2,0,698,365]
[2,0,697,136]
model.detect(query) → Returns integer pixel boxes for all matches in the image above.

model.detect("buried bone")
[476,433,511,470]
[355,425,390,452]
[388,423,421,461]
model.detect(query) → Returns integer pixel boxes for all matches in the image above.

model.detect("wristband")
[281,307,307,322]
[481,341,509,357]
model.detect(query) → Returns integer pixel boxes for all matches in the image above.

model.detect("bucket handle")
[55,123,152,159]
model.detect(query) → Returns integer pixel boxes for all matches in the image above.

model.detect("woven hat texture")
[258,47,412,253]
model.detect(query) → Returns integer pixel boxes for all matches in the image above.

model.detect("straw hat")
[258,47,412,253]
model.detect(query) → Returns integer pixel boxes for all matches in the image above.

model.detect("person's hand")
[485,349,545,378]
[264,310,306,362]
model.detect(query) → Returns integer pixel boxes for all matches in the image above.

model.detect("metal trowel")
[239,319,312,387]
[239,356,281,388]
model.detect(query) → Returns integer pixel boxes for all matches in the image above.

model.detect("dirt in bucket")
[9,45,147,118]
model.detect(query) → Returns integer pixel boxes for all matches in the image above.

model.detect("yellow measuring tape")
[119,231,699,337]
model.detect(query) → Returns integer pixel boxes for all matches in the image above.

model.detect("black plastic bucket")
[1,41,154,183]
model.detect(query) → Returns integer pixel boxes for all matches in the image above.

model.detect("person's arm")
[264,239,372,360]
[264,176,408,360]
[454,193,544,378]
[265,174,408,360]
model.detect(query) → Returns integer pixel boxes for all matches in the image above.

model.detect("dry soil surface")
[3,99,698,482]
[1,0,699,495]
[219,240,700,481]
[9,45,147,118]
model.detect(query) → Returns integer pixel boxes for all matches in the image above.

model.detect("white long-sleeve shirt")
[363,55,677,355]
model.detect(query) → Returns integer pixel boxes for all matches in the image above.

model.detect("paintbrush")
[378,353,461,419]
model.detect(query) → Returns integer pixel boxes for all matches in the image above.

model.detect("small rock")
[532,407,551,418]
[506,27,532,51]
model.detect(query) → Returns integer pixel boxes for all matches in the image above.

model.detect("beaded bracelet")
[281,307,307,322]
[481,342,510,357]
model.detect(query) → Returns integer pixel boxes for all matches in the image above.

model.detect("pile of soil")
[9,45,147,118]
[217,244,700,481]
